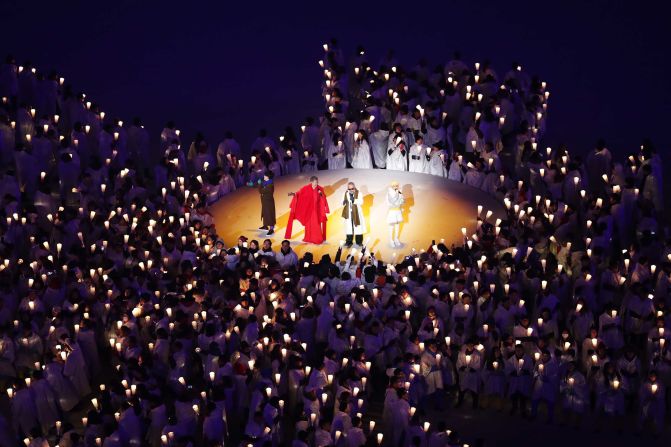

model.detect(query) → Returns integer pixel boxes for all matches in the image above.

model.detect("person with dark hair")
[386,123,408,171]
[216,130,241,169]
[250,170,276,236]
[351,130,372,169]
[285,175,329,244]
[408,133,427,173]
[326,132,346,170]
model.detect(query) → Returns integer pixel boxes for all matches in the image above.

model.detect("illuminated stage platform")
[209,169,506,261]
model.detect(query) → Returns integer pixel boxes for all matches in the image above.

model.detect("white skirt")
[387,209,403,224]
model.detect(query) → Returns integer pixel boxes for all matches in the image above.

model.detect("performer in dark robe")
[251,171,276,236]
[285,176,329,244]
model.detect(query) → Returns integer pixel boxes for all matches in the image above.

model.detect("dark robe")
[258,181,276,226]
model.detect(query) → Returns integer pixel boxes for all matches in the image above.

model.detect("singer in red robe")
[284,176,330,244]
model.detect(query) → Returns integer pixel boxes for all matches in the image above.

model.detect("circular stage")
[209,169,506,261]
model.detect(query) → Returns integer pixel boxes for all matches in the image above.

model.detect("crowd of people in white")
[0,41,668,447]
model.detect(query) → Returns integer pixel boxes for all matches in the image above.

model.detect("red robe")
[284,184,329,244]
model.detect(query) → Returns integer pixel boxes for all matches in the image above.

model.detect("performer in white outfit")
[341,182,366,246]
[386,181,404,247]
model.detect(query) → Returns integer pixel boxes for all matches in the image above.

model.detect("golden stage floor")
[209,169,505,262]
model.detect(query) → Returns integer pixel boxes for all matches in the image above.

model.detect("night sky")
[1,0,669,161]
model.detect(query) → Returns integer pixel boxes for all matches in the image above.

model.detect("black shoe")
[267,230,274,236]
[259,226,267,230]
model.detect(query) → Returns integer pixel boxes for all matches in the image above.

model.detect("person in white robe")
[420,340,444,409]
[408,135,428,174]
[0,118,17,166]
[641,163,662,213]
[559,361,587,427]
[482,348,506,409]
[637,372,665,435]
[343,120,358,165]
[10,383,38,439]
[447,153,464,182]
[350,131,373,170]
[464,159,485,189]
[282,145,301,175]
[57,149,80,198]
[341,182,366,247]
[216,131,241,169]
[127,117,150,162]
[300,118,322,163]
[386,125,408,171]
[62,340,91,399]
[0,331,16,379]
[530,351,559,422]
[326,134,346,170]
[301,149,318,173]
[424,117,446,147]
[345,417,366,447]
[386,139,407,172]
[426,143,447,177]
[386,181,404,247]
[369,123,389,168]
[456,342,482,408]
[389,388,410,447]
[14,144,38,197]
[506,345,533,416]
[585,140,612,194]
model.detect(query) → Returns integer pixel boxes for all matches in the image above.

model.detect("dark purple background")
[1,0,669,160]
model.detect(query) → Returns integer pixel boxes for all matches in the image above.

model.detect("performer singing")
[387,181,405,247]
[249,171,276,236]
[341,182,365,246]
[285,176,330,244]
